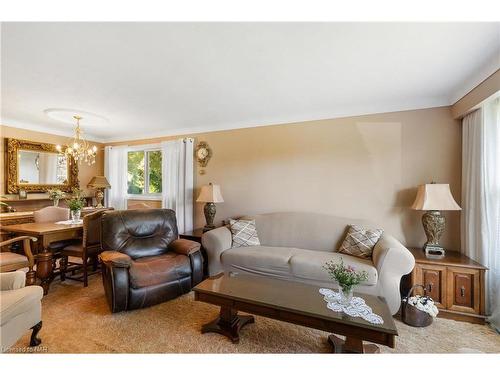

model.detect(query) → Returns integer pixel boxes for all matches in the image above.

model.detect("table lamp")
[411,182,461,256]
[196,183,224,232]
[87,176,111,208]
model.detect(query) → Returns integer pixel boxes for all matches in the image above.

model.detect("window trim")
[127,146,162,199]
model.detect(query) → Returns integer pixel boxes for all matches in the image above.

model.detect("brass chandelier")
[56,115,97,166]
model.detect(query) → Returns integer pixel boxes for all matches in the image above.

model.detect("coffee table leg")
[201,306,255,343]
[328,334,380,354]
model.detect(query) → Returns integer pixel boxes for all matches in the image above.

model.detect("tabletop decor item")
[324,259,368,305]
[196,183,224,232]
[66,188,86,223]
[87,175,111,208]
[401,285,438,327]
[47,188,65,206]
[411,182,461,256]
[319,288,384,325]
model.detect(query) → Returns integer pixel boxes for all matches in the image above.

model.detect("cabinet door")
[413,264,446,308]
[446,267,481,314]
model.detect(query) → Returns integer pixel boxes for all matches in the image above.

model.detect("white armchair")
[0,271,43,352]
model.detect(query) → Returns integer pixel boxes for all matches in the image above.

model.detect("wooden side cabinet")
[408,248,487,324]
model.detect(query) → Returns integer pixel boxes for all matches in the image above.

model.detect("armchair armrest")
[169,239,201,256]
[0,236,37,267]
[372,234,415,314]
[99,251,132,268]
[0,270,26,291]
[201,226,232,276]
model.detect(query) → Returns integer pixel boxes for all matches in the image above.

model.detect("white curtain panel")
[161,138,194,234]
[461,99,500,331]
[104,145,128,210]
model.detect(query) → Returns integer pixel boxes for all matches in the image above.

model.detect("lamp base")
[422,210,446,256]
[203,202,217,232]
[95,189,105,208]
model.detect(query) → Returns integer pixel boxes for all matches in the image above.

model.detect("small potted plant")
[66,188,85,222]
[47,188,65,206]
[324,258,368,305]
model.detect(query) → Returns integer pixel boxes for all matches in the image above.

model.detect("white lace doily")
[55,220,83,225]
[319,288,384,325]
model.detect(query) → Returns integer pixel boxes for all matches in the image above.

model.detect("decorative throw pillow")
[229,219,261,248]
[338,224,383,259]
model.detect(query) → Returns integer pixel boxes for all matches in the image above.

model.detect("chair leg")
[83,256,88,287]
[92,256,98,271]
[30,321,42,346]
[59,256,68,281]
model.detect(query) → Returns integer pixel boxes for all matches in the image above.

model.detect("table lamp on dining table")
[87,176,111,208]
[411,182,461,256]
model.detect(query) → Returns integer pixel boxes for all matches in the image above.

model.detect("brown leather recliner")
[99,209,203,313]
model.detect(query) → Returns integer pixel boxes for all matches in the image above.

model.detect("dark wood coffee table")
[193,273,397,353]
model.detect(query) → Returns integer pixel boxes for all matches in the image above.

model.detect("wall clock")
[195,141,212,171]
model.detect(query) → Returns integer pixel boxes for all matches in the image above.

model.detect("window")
[127,149,162,195]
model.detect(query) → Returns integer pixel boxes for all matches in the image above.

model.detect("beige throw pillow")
[338,224,383,259]
[229,219,261,248]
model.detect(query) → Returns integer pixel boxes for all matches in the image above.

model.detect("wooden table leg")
[328,334,380,354]
[36,248,53,295]
[201,306,255,343]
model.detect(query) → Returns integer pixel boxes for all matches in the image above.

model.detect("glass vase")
[70,209,81,223]
[339,285,353,306]
[53,198,59,207]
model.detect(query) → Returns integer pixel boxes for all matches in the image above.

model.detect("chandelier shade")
[56,115,97,166]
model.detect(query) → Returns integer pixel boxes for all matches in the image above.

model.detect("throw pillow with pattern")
[338,224,383,259]
[229,219,261,248]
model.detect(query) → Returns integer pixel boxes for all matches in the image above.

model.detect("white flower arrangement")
[403,295,439,317]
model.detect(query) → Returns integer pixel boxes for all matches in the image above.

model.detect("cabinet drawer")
[413,264,446,308]
[446,267,481,314]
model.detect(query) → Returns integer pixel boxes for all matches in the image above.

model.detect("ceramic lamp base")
[203,202,217,232]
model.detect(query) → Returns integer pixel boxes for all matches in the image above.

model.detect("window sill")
[127,195,162,201]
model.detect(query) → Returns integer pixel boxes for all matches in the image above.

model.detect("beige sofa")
[0,271,43,352]
[202,212,415,315]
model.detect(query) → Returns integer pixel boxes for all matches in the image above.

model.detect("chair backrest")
[128,202,151,210]
[33,206,70,223]
[101,209,178,260]
[83,208,114,248]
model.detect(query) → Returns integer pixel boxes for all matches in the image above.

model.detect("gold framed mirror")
[6,138,79,193]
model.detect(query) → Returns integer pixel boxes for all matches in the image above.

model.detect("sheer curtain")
[161,138,194,233]
[104,145,128,210]
[461,98,500,331]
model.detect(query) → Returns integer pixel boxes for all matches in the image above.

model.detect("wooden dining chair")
[0,236,38,285]
[33,206,74,252]
[59,209,111,287]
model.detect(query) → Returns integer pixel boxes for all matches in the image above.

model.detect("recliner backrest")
[101,209,178,259]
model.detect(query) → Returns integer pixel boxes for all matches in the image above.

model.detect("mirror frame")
[6,138,79,193]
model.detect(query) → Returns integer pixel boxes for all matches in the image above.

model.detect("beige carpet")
[11,274,500,353]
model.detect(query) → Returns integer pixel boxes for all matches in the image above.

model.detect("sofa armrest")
[0,270,26,291]
[372,234,415,314]
[201,226,232,276]
[99,251,132,268]
[169,239,201,256]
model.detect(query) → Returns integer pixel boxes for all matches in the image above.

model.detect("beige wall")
[0,125,104,196]
[451,69,500,119]
[109,106,462,250]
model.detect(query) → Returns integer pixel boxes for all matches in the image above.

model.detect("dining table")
[1,221,83,294]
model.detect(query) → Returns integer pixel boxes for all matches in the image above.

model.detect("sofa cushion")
[338,224,383,259]
[289,249,378,286]
[129,253,191,289]
[0,252,28,267]
[0,285,43,324]
[229,219,261,247]
[221,246,295,276]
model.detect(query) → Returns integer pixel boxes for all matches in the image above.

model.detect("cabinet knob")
[460,286,465,297]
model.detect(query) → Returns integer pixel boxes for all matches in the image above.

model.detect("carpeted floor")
[11,274,500,353]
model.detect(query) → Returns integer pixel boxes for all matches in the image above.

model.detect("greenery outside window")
[127,149,162,196]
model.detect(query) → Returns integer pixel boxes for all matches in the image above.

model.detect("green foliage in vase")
[66,188,85,211]
[46,188,65,200]
[324,258,368,292]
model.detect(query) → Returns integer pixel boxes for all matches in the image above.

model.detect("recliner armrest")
[100,251,132,268]
[169,239,201,256]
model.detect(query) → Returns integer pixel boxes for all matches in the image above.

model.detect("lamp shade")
[196,183,224,203]
[411,183,461,211]
[87,176,111,189]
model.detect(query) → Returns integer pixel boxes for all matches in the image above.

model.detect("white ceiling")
[1,22,499,142]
